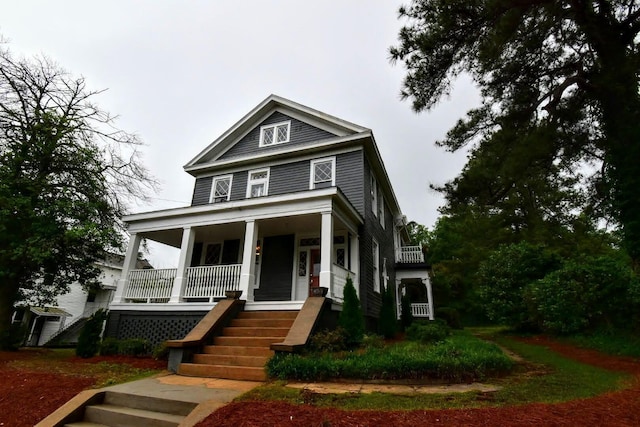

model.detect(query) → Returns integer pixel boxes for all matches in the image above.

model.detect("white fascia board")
[185,131,371,175]
[125,188,345,233]
[364,133,403,218]
[184,95,368,169]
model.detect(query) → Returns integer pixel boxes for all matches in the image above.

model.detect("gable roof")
[184,94,369,172]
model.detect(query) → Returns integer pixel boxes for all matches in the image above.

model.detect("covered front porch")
[112,188,362,311]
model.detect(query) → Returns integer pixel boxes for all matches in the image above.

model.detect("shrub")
[118,338,151,357]
[477,242,559,330]
[0,323,27,351]
[436,306,462,329]
[99,337,120,356]
[399,293,414,331]
[361,334,385,349]
[76,309,107,358]
[338,276,365,346]
[309,328,347,353]
[153,342,170,360]
[406,320,450,344]
[528,255,637,334]
[378,283,397,338]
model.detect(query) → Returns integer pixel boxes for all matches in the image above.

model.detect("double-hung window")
[371,175,378,217]
[378,193,385,228]
[310,157,335,189]
[372,238,380,293]
[210,175,232,203]
[247,168,270,198]
[259,121,290,147]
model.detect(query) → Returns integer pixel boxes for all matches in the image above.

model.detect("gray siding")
[336,150,364,216]
[359,155,396,320]
[269,160,310,196]
[220,112,337,160]
[191,177,212,206]
[230,171,248,201]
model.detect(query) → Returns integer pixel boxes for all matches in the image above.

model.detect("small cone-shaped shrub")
[400,293,414,331]
[76,309,107,358]
[339,276,365,345]
[378,283,397,338]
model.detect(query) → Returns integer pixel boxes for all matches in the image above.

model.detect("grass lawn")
[243,329,629,411]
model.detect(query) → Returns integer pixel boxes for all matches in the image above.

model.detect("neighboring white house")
[13,255,150,347]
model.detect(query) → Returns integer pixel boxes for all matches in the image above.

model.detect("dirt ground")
[0,349,166,427]
[197,336,640,427]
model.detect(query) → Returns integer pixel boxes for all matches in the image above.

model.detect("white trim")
[372,238,380,293]
[259,120,291,147]
[209,175,233,203]
[309,156,336,189]
[246,168,270,198]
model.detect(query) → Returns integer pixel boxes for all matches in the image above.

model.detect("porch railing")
[332,264,357,302]
[183,264,241,301]
[396,246,424,263]
[124,268,176,302]
[411,302,431,318]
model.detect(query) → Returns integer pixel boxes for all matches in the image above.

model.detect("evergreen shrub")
[406,319,450,344]
[76,309,107,358]
[338,276,365,346]
[399,293,414,331]
[378,284,397,338]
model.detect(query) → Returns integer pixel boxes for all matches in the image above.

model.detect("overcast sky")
[3,1,479,267]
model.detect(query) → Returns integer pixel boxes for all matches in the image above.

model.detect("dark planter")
[225,290,243,299]
[310,287,328,297]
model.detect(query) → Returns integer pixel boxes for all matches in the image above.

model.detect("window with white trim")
[259,121,291,147]
[210,175,232,203]
[371,174,378,217]
[310,157,336,189]
[378,193,385,228]
[372,238,380,293]
[246,168,270,198]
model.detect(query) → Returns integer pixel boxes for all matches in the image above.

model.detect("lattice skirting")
[104,310,208,348]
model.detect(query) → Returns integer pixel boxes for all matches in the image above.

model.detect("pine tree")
[378,283,397,338]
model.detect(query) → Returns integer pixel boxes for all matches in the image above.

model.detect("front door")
[309,249,321,293]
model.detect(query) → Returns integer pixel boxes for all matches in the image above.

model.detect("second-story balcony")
[396,246,425,264]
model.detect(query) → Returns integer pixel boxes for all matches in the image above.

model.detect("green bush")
[406,320,450,344]
[399,293,414,331]
[338,276,364,346]
[267,331,513,382]
[153,342,170,360]
[118,338,151,357]
[436,306,462,329]
[309,328,347,353]
[528,255,638,334]
[76,309,107,358]
[0,323,27,351]
[477,242,560,330]
[99,337,120,356]
[361,334,385,349]
[378,283,397,338]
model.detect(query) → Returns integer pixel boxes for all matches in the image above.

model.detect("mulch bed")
[0,349,166,427]
[197,336,640,427]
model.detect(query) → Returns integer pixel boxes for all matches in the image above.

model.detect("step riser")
[230,318,294,328]
[179,363,266,381]
[104,391,195,416]
[222,327,289,337]
[84,405,182,427]
[237,311,298,319]
[213,336,283,347]
[202,345,274,357]
[193,354,269,367]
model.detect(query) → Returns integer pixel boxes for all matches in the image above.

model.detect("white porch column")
[113,232,142,304]
[424,277,435,320]
[239,220,259,301]
[170,226,196,303]
[319,211,333,291]
[349,233,360,296]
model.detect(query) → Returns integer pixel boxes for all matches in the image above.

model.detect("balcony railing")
[183,264,241,301]
[411,302,431,318]
[124,264,241,303]
[396,246,425,263]
[124,268,176,303]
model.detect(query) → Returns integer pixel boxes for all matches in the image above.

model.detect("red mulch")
[0,349,166,427]
[197,336,640,427]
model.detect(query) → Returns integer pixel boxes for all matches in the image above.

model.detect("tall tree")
[391,1,640,265]
[0,45,155,348]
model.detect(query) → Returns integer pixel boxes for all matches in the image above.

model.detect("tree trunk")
[0,279,21,350]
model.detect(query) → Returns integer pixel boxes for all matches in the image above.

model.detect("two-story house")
[105,96,433,364]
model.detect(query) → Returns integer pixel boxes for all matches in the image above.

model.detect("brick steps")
[178,310,297,381]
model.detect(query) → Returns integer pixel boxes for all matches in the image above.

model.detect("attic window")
[259,121,290,147]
